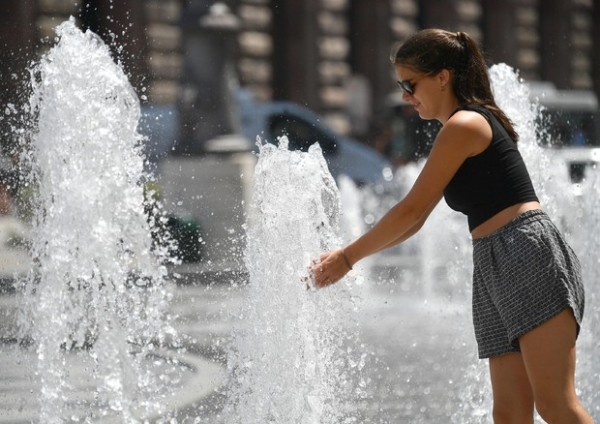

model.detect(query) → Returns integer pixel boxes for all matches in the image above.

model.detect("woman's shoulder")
[443,107,493,156]
[446,106,492,133]
[451,104,493,120]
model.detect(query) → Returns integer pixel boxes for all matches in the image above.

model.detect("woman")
[312,29,592,423]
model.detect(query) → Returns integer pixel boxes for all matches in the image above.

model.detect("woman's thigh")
[489,352,534,421]
[518,309,578,402]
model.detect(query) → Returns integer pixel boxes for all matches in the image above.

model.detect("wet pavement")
[163,273,484,424]
[0,282,227,424]
[1,269,597,423]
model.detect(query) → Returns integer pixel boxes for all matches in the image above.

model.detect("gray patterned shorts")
[472,209,585,359]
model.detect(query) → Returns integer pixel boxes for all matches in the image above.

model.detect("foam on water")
[223,138,369,424]
[17,19,178,423]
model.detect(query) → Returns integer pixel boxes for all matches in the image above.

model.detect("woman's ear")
[438,69,451,90]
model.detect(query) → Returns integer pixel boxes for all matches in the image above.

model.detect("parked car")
[140,93,393,187]
[237,94,393,186]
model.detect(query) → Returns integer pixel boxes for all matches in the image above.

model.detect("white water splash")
[491,65,599,416]
[224,137,369,424]
[18,18,178,423]
[570,168,600,417]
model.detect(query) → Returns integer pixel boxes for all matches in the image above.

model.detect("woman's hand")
[309,248,353,288]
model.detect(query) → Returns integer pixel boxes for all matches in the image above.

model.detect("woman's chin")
[416,110,429,120]
[416,109,436,121]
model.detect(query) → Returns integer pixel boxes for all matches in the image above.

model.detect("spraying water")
[17,19,179,423]
[10,17,597,423]
[223,138,369,424]
[491,64,599,417]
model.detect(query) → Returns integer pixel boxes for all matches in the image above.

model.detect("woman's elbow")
[402,203,426,226]
[407,204,432,234]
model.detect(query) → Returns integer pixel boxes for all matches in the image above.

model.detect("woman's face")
[395,65,443,121]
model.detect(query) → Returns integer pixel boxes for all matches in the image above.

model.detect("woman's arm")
[371,193,442,253]
[312,110,491,287]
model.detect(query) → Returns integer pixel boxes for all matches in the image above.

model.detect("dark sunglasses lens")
[397,80,414,95]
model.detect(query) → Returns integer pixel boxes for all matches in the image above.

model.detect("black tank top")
[443,105,539,231]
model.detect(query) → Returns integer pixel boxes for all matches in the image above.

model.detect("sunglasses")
[396,79,417,96]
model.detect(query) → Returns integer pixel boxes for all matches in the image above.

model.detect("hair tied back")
[455,31,471,70]
[455,31,468,48]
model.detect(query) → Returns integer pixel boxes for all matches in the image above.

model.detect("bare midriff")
[470,201,542,239]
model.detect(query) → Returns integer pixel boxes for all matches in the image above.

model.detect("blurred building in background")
[1,0,599,145]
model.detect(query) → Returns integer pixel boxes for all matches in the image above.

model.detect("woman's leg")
[489,352,534,423]
[519,309,593,424]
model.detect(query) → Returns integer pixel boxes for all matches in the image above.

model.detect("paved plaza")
[1,271,597,423]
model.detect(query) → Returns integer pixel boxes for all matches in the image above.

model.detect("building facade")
[1,0,598,142]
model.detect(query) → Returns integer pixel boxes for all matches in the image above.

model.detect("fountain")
[222,138,370,424]
[15,19,182,422]
[3,15,597,423]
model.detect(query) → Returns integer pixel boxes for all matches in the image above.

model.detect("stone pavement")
[0,272,479,424]
[0,274,233,424]
[167,278,486,424]
[1,272,597,423]
[0,344,224,424]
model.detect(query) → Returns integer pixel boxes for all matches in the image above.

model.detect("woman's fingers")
[309,248,349,288]
[308,248,355,288]
[308,254,328,288]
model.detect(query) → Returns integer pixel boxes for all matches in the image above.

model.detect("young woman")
[312,29,593,423]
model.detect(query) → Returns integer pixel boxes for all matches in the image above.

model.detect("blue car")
[140,95,392,186]
[238,96,392,186]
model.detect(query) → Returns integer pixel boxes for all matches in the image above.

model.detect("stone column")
[539,0,574,88]
[417,0,482,42]
[481,0,539,80]
[594,0,600,97]
[176,1,242,154]
[419,0,461,30]
[79,0,149,93]
[349,0,393,122]
[0,0,38,152]
[271,0,320,107]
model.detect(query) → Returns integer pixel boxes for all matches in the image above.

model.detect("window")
[268,114,337,153]
[538,110,600,147]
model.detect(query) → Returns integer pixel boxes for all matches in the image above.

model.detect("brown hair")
[391,29,519,142]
